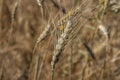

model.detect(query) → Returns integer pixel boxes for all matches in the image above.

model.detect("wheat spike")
[11,0,19,24]
[98,21,108,42]
[29,23,51,80]
[57,0,88,26]
[33,23,51,54]
[36,0,44,7]
[51,20,72,80]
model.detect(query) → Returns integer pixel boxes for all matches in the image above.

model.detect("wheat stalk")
[98,27,109,79]
[0,65,3,80]
[29,23,51,80]
[0,0,3,30]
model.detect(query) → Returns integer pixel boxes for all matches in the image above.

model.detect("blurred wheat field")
[0,0,120,80]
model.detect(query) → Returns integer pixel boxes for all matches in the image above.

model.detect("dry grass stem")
[83,42,96,62]
[29,23,51,80]
[51,0,66,14]
[0,0,3,29]
[0,66,3,80]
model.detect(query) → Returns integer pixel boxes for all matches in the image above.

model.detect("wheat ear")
[57,0,88,26]
[11,0,19,25]
[98,23,108,42]
[51,20,72,80]
[33,23,51,54]
[36,0,44,7]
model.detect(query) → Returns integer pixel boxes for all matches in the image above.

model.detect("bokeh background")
[0,0,120,80]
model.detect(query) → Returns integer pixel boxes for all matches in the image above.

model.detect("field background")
[0,0,120,80]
